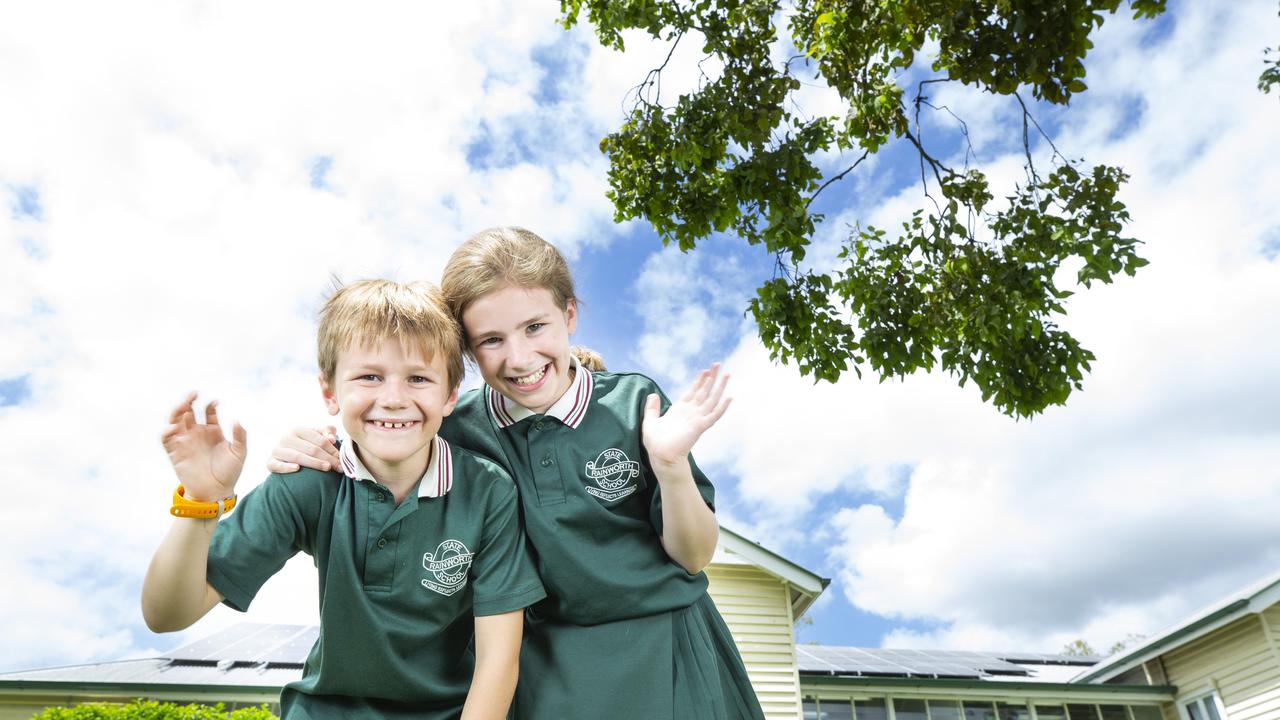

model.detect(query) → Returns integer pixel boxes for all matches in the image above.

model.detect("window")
[930,700,963,720]
[802,698,852,720]
[1130,707,1163,720]
[857,698,889,720]
[965,702,998,720]
[1068,705,1101,720]
[1183,694,1223,720]
[997,702,1031,720]
[895,698,929,720]
[1035,706,1068,720]
[1098,705,1129,720]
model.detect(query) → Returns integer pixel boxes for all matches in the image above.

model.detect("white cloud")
[0,0,662,672]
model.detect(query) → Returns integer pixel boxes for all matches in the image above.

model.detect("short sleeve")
[206,474,312,612]
[469,472,546,617]
[643,381,717,535]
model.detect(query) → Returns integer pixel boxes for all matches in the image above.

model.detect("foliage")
[1062,632,1145,657]
[561,0,1171,416]
[1261,4,1279,94]
[1061,638,1098,657]
[30,700,276,720]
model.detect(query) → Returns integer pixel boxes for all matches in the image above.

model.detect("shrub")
[30,699,277,720]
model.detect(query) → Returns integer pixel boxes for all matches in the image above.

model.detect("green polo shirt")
[441,361,715,626]
[206,435,545,720]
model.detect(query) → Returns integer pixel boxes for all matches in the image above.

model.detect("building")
[3,529,1274,720]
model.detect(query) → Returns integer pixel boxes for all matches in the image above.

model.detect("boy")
[141,279,545,720]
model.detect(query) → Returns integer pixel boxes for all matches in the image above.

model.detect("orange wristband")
[170,485,237,519]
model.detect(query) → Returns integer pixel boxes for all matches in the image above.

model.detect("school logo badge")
[584,448,641,501]
[421,539,473,596]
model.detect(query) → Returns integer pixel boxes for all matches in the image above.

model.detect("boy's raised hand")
[641,363,731,469]
[265,426,340,474]
[161,392,246,502]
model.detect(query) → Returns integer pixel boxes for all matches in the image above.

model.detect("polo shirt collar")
[338,434,454,498]
[487,355,593,430]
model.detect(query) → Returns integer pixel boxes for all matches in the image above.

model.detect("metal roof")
[0,623,311,689]
[1074,565,1280,683]
[796,645,1100,681]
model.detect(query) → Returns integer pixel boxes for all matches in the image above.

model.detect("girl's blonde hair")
[441,226,606,371]
[441,226,576,320]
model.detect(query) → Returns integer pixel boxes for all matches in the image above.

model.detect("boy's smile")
[463,285,577,415]
[320,337,458,489]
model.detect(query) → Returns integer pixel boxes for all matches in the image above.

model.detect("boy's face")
[319,337,458,481]
[462,284,577,415]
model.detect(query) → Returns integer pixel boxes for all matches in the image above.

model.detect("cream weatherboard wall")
[1156,612,1280,720]
[706,560,804,719]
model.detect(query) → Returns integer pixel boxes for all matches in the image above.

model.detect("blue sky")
[1,0,1278,673]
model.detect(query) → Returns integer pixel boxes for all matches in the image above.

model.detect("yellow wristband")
[170,485,237,519]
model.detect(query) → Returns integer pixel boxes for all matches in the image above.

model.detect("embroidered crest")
[421,539,474,596]
[584,448,641,501]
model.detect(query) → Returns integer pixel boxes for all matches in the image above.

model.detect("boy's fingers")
[205,400,220,427]
[168,392,197,424]
[232,421,247,450]
[708,396,732,425]
[705,372,730,410]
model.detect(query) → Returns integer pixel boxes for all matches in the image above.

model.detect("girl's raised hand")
[641,364,732,469]
[161,392,246,502]
[265,425,340,474]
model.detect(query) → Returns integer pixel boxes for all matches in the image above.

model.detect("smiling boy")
[141,279,544,720]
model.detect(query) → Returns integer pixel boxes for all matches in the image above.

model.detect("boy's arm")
[460,610,523,720]
[141,393,246,632]
[642,365,729,574]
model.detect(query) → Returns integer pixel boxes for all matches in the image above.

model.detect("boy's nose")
[378,382,409,407]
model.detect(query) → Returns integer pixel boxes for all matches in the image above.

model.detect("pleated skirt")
[513,592,765,720]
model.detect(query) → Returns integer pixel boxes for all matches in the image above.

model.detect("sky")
[1,0,1278,673]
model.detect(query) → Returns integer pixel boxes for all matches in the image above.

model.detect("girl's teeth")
[513,367,546,385]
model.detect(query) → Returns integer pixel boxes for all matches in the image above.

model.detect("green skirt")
[514,593,764,720]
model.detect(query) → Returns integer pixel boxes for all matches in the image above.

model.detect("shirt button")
[377,538,388,549]
[540,454,553,467]
[375,493,386,502]
[534,421,545,431]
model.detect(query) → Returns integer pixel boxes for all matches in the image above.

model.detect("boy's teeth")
[373,421,413,429]
[512,367,546,386]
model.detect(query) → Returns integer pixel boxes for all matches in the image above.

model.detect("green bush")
[30,699,277,720]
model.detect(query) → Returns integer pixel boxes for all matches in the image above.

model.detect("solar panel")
[165,623,315,664]
[796,645,1035,679]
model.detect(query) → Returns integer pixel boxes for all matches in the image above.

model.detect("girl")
[270,227,765,720]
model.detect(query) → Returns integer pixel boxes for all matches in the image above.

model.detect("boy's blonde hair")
[318,279,464,389]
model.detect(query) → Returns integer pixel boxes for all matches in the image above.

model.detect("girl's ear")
[564,298,578,334]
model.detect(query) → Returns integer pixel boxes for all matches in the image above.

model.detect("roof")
[796,645,1100,682]
[0,623,311,691]
[1074,565,1280,683]
[714,525,830,617]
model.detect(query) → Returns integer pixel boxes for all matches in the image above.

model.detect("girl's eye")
[476,337,500,348]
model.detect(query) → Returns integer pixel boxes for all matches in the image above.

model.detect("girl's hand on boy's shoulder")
[265,425,340,475]
[161,392,246,501]
[641,363,732,469]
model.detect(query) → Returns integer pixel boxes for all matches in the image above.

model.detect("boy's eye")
[409,375,431,384]
[357,374,380,382]
[526,323,546,333]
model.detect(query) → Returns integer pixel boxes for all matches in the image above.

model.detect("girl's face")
[462,284,577,414]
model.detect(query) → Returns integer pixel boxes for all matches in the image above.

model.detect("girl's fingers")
[168,392,197,424]
[205,400,220,427]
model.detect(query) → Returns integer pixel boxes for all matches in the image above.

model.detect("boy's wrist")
[171,485,237,519]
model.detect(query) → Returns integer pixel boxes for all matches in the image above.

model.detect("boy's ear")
[441,386,460,419]
[564,298,578,335]
[318,373,341,416]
